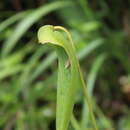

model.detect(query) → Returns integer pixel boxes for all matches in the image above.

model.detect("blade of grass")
[2,1,71,57]
[20,46,50,86]
[0,11,30,33]
[0,65,24,80]
[78,39,104,60]
[78,0,94,20]
[29,52,57,83]
[0,44,34,81]
[81,54,107,129]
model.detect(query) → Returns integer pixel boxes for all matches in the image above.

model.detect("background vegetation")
[0,0,130,130]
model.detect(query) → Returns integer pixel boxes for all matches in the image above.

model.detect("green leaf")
[37,25,98,130]
[0,11,29,33]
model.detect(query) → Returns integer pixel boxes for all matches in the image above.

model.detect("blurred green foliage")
[0,0,130,130]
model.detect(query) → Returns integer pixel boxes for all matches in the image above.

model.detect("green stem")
[79,68,98,130]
